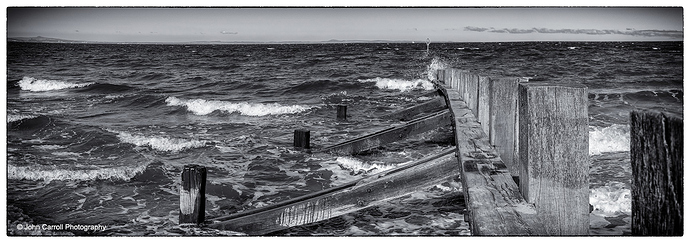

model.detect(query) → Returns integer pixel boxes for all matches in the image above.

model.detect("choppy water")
[6,41,683,236]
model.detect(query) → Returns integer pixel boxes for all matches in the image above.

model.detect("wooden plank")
[208,149,460,235]
[488,77,520,177]
[322,110,452,155]
[380,96,446,121]
[518,83,589,235]
[630,111,683,236]
[444,87,545,235]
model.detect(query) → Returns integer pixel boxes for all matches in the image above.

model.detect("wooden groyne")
[177,68,682,236]
[630,111,683,236]
[439,69,589,235]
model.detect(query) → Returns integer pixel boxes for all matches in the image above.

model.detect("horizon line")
[8,36,682,44]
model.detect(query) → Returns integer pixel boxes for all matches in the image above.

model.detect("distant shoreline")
[8,36,682,45]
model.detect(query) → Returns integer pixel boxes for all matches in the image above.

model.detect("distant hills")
[7,36,423,45]
[8,36,92,44]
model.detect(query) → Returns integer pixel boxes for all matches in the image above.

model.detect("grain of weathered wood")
[444,87,545,236]
[630,110,683,236]
[179,164,207,225]
[518,83,589,235]
[209,149,460,235]
[477,75,491,136]
[488,77,520,177]
[467,73,480,118]
[322,110,452,155]
[380,96,446,121]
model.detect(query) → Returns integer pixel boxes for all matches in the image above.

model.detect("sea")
[5,41,683,236]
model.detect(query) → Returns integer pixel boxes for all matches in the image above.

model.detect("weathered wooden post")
[180,164,207,225]
[518,83,589,235]
[294,129,310,149]
[466,73,479,118]
[630,110,683,236]
[337,105,347,121]
[488,77,520,179]
[437,69,446,85]
[477,75,491,136]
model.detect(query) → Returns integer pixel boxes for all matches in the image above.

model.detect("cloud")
[220,31,238,35]
[463,26,683,38]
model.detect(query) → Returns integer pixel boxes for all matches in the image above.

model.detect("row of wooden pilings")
[436,68,682,236]
[177,68,682,236]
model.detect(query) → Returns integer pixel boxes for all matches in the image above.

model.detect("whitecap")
[7,163,149,182]
[358,77,435,92]
[18,76,94,92]
[335,156,398,175]
[112,130,206,152]
[589,124,630,155]
[165,96,311,116]
[590,182,631,216]
[7,114,38,123]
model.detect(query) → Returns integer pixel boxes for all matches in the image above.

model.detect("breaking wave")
[426,57,448,81]
[111,130,207,152]
[590,182,631,215]
[358,77,435,92]
[18,76,94,92]
[335,156,398,175]
[165,96,312,116]
[7,163,149,182]
[589,124,630,156]
[7,114,39,123]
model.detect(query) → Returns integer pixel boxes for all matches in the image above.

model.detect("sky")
[5,3,686,43]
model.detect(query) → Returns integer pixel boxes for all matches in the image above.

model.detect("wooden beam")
[444,86,546,235]
[379,96,447,121]
[208,149,460,235]
[322,110,452,155]
[518,83,589,235]
[630,110,683,236]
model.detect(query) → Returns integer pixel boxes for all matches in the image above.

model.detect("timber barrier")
[177,68,682,236]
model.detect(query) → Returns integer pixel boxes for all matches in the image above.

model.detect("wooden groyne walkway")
[177,69,683,236]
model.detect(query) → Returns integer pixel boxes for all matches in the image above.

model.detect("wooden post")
[518,83,589,235]
[180,164,207,225]
[466,73,479,118]
[477,75,491,136]
[630,111,683,236]
[293,129,310,149]
[437,69,446,84]
[336,105,347,121]
[488,77,520,177]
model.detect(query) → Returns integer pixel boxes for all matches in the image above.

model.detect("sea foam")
[7,163,149,182]
[589,124,630,155]
[18,76,94,92]
[165,96,311,116]
[358,77,435,92]
[426,57,448,81]
[335,156,398,175]
[112,130,206,152]
[590,182,631,215]
[7,114,38,123]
